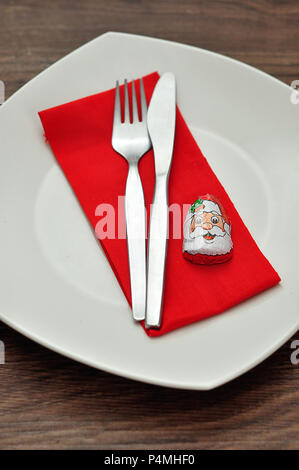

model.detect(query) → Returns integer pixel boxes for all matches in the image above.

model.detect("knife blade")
[145,72,176,329]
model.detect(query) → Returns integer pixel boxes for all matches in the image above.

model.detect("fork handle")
[125,161,147,321]
[145,175,169,329]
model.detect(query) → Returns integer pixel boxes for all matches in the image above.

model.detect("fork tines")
[114,78,147,124]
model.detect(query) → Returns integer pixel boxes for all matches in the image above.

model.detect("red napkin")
[39,72,280,337]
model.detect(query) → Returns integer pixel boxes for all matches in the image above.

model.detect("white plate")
[0,32,298,390]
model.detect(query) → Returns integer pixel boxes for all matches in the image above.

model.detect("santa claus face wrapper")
[183,194,233,264]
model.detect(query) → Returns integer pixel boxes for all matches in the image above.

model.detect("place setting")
[0,32,298,389]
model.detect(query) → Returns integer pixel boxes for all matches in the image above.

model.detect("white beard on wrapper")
[183,211,233,257]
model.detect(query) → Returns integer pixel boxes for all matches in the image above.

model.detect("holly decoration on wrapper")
[183,194,233,265]
[190,199,204,213]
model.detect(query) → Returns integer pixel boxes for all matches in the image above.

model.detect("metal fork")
[112,78,151,321]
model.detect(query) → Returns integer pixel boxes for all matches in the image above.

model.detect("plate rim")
[1,31,294,109]
[0,310,298,390]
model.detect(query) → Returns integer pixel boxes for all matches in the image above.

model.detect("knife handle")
[146,174,169,329]
[125,161,147,321]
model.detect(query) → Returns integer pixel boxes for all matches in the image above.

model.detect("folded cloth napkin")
[39,72,280,337]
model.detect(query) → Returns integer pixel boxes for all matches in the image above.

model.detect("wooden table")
[0,0,298,450]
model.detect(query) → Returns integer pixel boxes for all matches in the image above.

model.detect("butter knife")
[145,72,176,329]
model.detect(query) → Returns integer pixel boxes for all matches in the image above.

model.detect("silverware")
[112,78,151,321]
[145,72,176,329]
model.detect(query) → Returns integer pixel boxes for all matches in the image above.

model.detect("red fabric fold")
[39,72,280,336]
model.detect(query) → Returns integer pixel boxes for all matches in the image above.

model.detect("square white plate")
[0,32,298,389]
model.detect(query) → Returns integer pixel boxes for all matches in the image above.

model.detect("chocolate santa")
[183,194,233,264]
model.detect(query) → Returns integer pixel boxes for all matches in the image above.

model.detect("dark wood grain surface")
[0,0,298,450]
